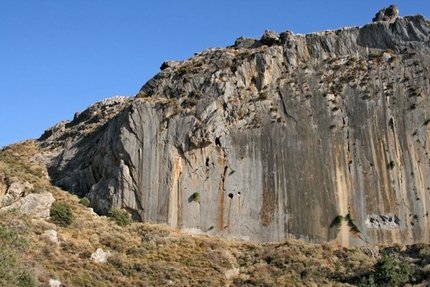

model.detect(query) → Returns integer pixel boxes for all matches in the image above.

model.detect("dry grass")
[0,140,52,192]
[1,141,430,286]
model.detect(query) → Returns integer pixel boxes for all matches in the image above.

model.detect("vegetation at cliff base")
[79,197,90,207]
[1,190,430,286]
[50,202,74,227]
[0,130,429,286]
[108,208,133,226]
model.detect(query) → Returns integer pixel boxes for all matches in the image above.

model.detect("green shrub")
[50,203,75,227]
[79,197,90,207]
[373,255,411,286]
[136,90,146,98]
[108,208,133,226]
[345,213,353,222]
[334,215,344,224]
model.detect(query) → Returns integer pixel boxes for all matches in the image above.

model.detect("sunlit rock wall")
[45,14,430,245]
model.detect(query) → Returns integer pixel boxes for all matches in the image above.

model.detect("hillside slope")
[1,139,429,287]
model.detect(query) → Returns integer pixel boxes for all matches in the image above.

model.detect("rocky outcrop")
[39,96,132,149]
[260,30,280,46]
[1,180,33,207]
[0,178,55,219]
[40,9,430,245]
[1,192,55,218]
[373,5,399,23]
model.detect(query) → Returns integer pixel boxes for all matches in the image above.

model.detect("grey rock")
[2,192,55,218]
[260,29,280,45]
[38,96,132,149]
[373,4,399,23]
[1,180,33,207]
[30,151,59,166]
[234,36,261,49]
[90,248,111,263]
[49,279,62,287]
[39,120,70,142]
[43,229,59,243]
[40,12,430,246]
[67,96,131,128]
[160,60,181,70]
[382,52,392,61]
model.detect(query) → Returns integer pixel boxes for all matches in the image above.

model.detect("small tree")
[50,203,74,227]
[107,208,132,226]
[79,197,90,207]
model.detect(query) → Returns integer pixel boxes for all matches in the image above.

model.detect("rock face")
[41,10,430,245]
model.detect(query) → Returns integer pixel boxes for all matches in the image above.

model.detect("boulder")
[49,279,62,287]
[260,29,280,45]
[43,229,59,243]
[1,180,33,207]
[234,36,261,49]
[90,248,111,263]
[1,192,55,218]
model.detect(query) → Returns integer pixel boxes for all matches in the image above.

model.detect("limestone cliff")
[40,8,430,245]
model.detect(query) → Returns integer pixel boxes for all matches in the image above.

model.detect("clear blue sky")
[1,1,429,148]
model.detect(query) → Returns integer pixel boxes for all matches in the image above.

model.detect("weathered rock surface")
[91,248,111,263]
[40,9,430,245]
[373,4,399,23]
[49,279,62,287]
[39,96,132,149]
[1,179,33,207]
[260,30,280,46]
[43,229,59,243]
[233,36,261,49]
[160,60,182,71]
[1,192,55,218]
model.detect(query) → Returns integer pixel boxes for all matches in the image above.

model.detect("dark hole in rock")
[215,137,221,146]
